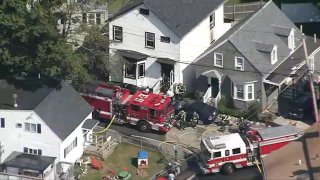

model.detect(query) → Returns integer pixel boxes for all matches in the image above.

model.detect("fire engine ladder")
[121,95,132,104]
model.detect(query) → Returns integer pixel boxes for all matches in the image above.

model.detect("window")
[235,57,244,71]
[225,150,230,156]
[88,13,95,25]
[214,53,223,67]
[25,123,41,133]
[160,36,170,43]
[232,148,241,154]
[113,26,123,42]
[138,63,145,78]
[288,29,295,51]
[213,151,221,158]
[132,105,140,112]
[83,13,104,25]
[247,84,254,100]
[82,13,87,23]
[64,137,77,158]
[236,84,244,99]
[150,109,157,117]
[145,32,155,48]
[271,46,277,64]
[23,147,42,155]
[16,123,22,128]
[0,118,4,128]
[232,83,255,101]
[209,13,215,29]
[125,62,136,79]
[309,56,315,72]
[96,13,101,25]
[139,8,149,15]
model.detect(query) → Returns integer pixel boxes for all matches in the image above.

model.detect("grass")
[80,143,166,180]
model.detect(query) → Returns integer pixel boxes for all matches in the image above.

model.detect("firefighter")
[178,110,187,130]
[191,112,200,128]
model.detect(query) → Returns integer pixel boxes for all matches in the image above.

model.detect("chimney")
[314,34,317,43]
[300,25,303,33]
[12,94,18,108]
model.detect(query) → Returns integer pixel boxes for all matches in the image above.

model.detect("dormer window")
[288,29,295,51]
[139,8,149,15]
[271,45,278,65]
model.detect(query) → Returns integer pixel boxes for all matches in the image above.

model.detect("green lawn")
[80,143,166,180]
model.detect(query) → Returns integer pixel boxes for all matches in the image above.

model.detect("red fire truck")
[80,81,176,133]
[198,125,303,175]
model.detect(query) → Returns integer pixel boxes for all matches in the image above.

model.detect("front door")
[211,78,219,98]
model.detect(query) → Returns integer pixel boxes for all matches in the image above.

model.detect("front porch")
[196,70,223,107]
[112,49,178,94]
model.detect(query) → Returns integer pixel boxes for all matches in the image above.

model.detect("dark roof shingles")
[35,82,92,140]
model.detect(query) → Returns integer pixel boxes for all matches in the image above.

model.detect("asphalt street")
[195,167,263,180]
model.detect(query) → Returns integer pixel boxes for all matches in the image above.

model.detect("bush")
[243,100,261,121]
[217,95,242,117]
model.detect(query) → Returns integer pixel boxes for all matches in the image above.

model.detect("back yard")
[80,142,167,180]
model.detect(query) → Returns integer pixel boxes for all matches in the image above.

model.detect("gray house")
[194,0,320,112]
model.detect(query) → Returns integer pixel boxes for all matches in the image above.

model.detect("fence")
[224,1,267,21]
[97,128,197,179]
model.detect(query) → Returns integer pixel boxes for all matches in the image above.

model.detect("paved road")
[195,167,262,180]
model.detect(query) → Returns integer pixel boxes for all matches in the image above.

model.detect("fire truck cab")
[199,125,302,175]
[200,133,248,175]
[80,81,175,133]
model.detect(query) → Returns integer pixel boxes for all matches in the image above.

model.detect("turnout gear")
[191,112,200,128]
[177,110,187,130]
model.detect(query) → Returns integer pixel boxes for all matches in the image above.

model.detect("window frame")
[160,36,170,43]
[125,62,137,79]
[24,147,42,155]
[138,63,145,79]
[25,122,40,133]
[209,13,215,29]
[0,118,4,128]
[235,56,244,71]
[232,148,241,155]
[113,26,123,42]
[214,52,223,67]
[225,150,230,156]
[145,32,155,49]
[64,137,77,158]
[213,151,221,158]
[271,46,278,65]
[232,83,255,101]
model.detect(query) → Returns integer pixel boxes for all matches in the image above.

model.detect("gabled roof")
[0,78,92,141]
[109,0,225,38]
[34,81,92,140]
[195,1,303,74]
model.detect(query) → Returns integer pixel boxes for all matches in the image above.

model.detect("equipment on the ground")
[81,81,176,133]
[198,125,303,175]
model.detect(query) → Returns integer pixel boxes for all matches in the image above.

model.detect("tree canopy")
[0,0,112,87]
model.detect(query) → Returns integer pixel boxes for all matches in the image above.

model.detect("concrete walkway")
[273,116,311,132]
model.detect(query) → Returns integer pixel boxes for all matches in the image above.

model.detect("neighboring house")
[193,0,320,111]
[0,78,95,179]
[57,0,108,48]
[108,0,231,93]
[281,3,320,38]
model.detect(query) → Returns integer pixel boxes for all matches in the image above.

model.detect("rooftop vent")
[139,8,149,15]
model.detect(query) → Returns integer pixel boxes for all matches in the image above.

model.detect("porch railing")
[202,88,211,103]
[152,78,162,94]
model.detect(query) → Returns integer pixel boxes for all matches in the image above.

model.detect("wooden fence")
[224,1,267,21]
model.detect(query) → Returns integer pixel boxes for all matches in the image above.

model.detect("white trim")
[288,29,295,52]
[232,82,255,101]
[234,56,244,71]
[113,25,123,42]
[145,32,155,48]
[214,52,223,67]
[271,45,278,65]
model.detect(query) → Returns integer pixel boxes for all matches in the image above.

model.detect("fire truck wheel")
[222,163,235,175]
[138,121,151,132]
[92,109,100,120]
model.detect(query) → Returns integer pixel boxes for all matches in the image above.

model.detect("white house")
[0,78,95,179]
[108,0,231,92]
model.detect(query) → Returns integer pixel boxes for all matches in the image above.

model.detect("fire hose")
[93,115,116,134]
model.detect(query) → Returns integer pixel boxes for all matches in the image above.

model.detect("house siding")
[0,110,60,163]
[212,5,231,41]
[109,4,181,60]
[60,113,92,163]
[180,15,210,91]
[197,42,261,109]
